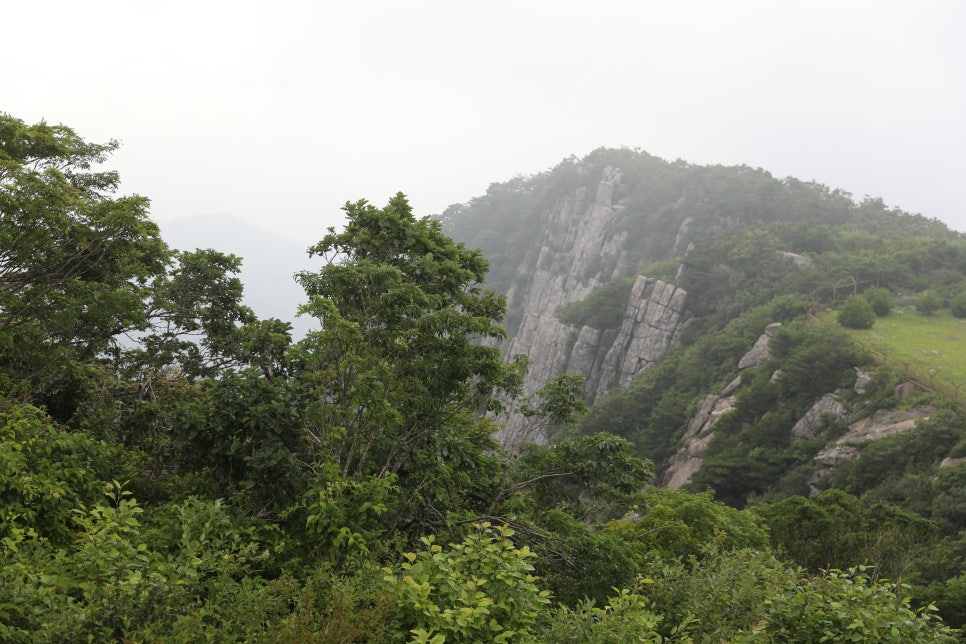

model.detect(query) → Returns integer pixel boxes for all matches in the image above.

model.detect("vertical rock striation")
[494,167,689,446]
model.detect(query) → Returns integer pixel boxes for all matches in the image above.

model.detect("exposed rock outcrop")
[663,376,741,489]
[776,250,813,268]
[790,395,849,441]
[810,408,934,489]
[737,322,781,369]
[493,167,690,447]
[497,274,688,446]
[941,456,966,469]
[662,323,780,488]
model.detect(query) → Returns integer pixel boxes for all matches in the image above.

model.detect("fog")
[5,0,964,242]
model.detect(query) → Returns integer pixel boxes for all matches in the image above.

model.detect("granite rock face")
[663,377,741,489]
[662,323,780,489]
[810,407,934,490]
[790,395,849,441]
[737,322,781,369]
[494,168,690,447]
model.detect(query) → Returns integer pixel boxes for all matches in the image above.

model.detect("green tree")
[0,114,168,415]
[0,114,266,429]
[293,194,523,528]
[837,295,876,329]
[950,291,966,318]
[862,286,893,316]
[756,490,933,580]
[917,289,942,315]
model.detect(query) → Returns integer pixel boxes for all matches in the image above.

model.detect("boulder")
[790,395,848,441]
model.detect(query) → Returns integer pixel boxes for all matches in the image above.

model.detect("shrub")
[863,287,893,316]
[950,291,966,318]
[382,522,551,643]
[917,290,942,315]
[837,296,876,329]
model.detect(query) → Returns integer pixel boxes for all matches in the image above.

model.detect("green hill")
[841,307,966,399]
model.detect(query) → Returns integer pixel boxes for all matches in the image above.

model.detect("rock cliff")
[493,168,690,446]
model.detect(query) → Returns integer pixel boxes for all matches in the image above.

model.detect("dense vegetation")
[444,147,966,634]
[1,115,963,640]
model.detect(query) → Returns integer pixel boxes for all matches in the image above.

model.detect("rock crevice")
[494,167,690,447]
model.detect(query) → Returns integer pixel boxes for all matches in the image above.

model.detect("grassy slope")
[839,307,966,398]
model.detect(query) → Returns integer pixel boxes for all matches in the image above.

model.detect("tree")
[383,522,551,642]
[293,194,523,527]
[863,286,893,316]
[756,490,933,579]
[837,295,876,329]
[0,114,168,414]
[950,291,966,319]
[917,290,942,315]
[0,114,265,424]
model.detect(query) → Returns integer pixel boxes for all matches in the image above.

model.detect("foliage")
[506,434,652,518]
[382,522,551,643]
[0,114,168,416]
[828,408,966,499]
[527,508,639,607]
[755,490,935,580]
[517,373,590,439]
[863,286,894,316]
[837,295,876,329]
[607,488,768,561]
[171,370,307,513]
[0,402,129,545]
[574,296,807,474]
[4,115,966,640]
[738,567,958,643]
[951,291,966,319]
[556,277,636,329]
[917,289,942,315]
[539,578,668,643]
[644,546,798,642]
[293,194,521,531]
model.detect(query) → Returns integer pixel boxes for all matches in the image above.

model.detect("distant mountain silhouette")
[160,214,317,338]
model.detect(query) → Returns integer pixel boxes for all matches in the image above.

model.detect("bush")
[950,291,966,318]
[382,522,551,643]
[917,290,942,315]
[837,296,876,329]
[863,287,893,316]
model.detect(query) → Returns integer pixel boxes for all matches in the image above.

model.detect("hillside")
[443,147,966,627]
[3,115,966,639]
[840,307,966,397]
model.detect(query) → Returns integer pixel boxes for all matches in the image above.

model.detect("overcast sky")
[5,0,965,243]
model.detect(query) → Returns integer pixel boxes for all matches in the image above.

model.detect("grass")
[836,307,966,396]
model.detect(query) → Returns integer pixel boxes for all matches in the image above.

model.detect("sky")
[4,0,965,243]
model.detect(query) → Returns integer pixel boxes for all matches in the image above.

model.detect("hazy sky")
[5,1,965,242]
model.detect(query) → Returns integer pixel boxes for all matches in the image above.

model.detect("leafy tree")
[0,114,168,414]
[539,578,667,643]
[950,291,966,318]
[917,289,942,315]
[607,488,768,562]
[863,286,893,316]
[756,490,934,580]
[500,434,652,518]
[745,567,957,643]
[0,402,129,545]
[293,194,523,529]
[556,277,636,329]
[837,295,876,329]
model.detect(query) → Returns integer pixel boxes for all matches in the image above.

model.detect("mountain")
[442,147,966,497]
[160,213,317,337]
